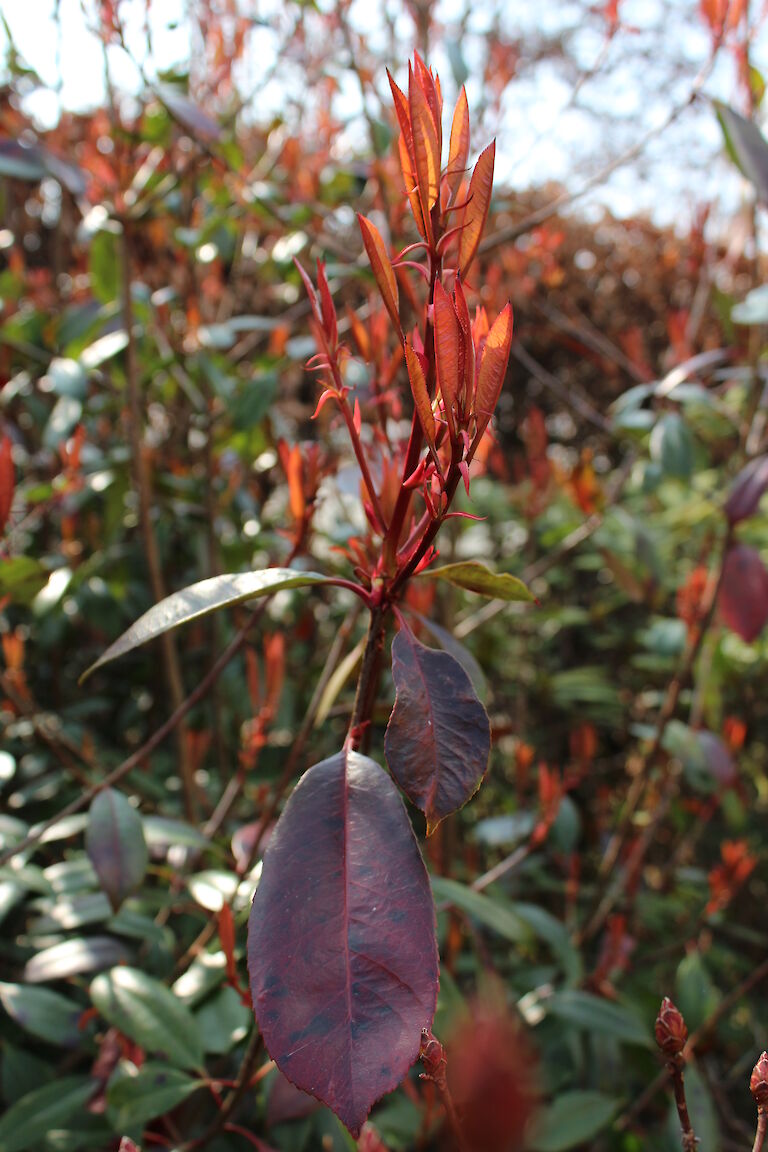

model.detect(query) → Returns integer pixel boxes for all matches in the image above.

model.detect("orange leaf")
[413,52,442,155]
[409,65,440,225]
[358,215,400,332]
[459,141,495,278]
[446,86,470,199]
[433,280,461,440]
[404,341,436,449]
[473,302,513,446]
[398,132,427,240]
[387,69,413,154]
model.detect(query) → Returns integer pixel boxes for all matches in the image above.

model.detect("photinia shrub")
[83,53,532,1135]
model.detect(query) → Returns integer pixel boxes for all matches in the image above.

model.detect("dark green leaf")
[0,983,83,1047]
[90,967,204,1070]
[0,1076,95,1152]
[529,1091,621,1151]
[106,1062,202,1130]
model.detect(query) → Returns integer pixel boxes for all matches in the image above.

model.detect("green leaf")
[90,967,204,1070]
[89,230,119,305]
[81,567,334,680]
[0,1078,96,1152]
[418,560,534,602]
[715,100,768,204]
[0,983,83,1047]
[194,987,251,1054]
[23,936,131,983]
[431,877,529,943]
[510,903,582,983]
[650,412,694,480]
[86,788,148,911]
[675,952,720,1033]
[106,1062,202,1131]
[0,557,49,604]
[142,815,210,851]
[529,1091,621,1152]
[545,990,651,1047]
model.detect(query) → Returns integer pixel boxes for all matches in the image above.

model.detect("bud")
[655,997,688,1057]
[419,1028,447,1086]
[751,1052,768,1106]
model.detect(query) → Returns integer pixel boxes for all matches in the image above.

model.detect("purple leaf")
[724,455,768,524]
[384,626,490,835]
[247,749,438,1137]
[85,788,148,912]
[719,544,768,643]
[696,731,737,788]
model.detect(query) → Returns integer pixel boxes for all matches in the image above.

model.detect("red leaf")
[446,86,470,200]
[316,260,337,348]
[433,281,461,439]
[409,64,440,222]
[459,141,495,278]
[719,543,768,642]
[473,303,513,448]
[384,625,490,835]
[0,436,13,534]
[247,749,438,1137]
[358,215,400,332]
[724,454,768,524]
[404,341,435,449]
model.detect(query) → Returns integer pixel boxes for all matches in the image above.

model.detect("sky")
[0,0,765,230]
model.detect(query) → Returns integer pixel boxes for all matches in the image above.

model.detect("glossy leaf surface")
[385,627,490,833]
[724,454,768,524]
[107,1063,202,1130]
[459,141,495,276]
[473,303,513,444]
[404,341,436,448]
[358,215,400,331]
[247,749,438,1136]
[0,982,83,1047]
[418,560,533,602]
[82,568,331,680]
[90,967,204,1070]
[86,788,148,911]
[719,544,768,643]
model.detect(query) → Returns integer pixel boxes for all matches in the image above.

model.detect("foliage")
[3,3,768,1152]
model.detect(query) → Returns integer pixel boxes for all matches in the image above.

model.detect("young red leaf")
[459,141,495,277]
[384,626,491,835]
[719,543,768,643]
[404,340,436,449]
[446,86,470,199]
[0,435,13,535]
[724,454,768,524]
[398,131,427,240]
[387,69,413,154]
[433,280,461,439]
[473,303,513,447]
[408,66,440,222]
[247,749,438,1137]
[85,788,148,912]
[316,260,337,348]
[358,215,400,332]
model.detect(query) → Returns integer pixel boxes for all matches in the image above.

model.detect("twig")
[479,33,725,254]
[120,219,198,822]
[178,1026,263,1152]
